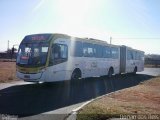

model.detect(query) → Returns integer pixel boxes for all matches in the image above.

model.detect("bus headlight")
[39,68,46,73]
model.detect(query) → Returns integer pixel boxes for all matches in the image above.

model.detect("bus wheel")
[71,69,81,81]
[133,67,137,74]
[108,68,113,78]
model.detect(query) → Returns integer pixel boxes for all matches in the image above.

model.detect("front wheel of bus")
[71,69,81,81]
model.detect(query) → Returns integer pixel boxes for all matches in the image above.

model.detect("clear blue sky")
[0,0,160,54]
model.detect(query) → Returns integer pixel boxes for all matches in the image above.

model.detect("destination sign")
[22,34,52,43]
[31,36,46,41]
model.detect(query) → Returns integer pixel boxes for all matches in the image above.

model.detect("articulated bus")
[16,33,144,82]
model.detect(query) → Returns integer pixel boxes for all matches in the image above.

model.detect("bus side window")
[111,47,118,59]
[135,51,140,60]
[83,42,94,57]
[60,45,68,59]
[94,44,103,58]
[135,51,137,60]
[103,46,111,58]
[71,41,83,57]
[52,44,61,59]
[133,51,137,60]
[51,44,68,61]
[127,50,134,60]
[83,48,88,57]
[141,53,144,60]
[49,44,68,65]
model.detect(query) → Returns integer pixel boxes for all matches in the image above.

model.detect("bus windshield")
[16,43,49,67]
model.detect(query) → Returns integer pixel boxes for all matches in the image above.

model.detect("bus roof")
[22,33,110,45]
[121,45,144,53]
[22,33,139,50]
[52,33,111,46]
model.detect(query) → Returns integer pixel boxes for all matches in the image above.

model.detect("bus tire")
[108,67,113,78]
[71,69,81,81]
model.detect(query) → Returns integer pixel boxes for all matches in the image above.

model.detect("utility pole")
[7,40,10,51]
[11,44,19,60]
[110,37,112,44]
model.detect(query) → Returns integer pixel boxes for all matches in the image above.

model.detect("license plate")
[24,75,30,79]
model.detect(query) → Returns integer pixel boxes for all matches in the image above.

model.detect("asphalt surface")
[0,68,159,120]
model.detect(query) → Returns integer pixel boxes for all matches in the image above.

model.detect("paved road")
[0,68,159,120]
[139,68,160,76]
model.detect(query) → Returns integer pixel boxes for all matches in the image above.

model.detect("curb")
[65,87,132,120]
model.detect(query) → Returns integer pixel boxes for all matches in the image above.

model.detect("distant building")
[0,51,17,59]
[145,54,160,66]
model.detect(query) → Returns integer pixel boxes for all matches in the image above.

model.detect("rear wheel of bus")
[71,69,81,81]
[133,66,137,74]
[108,67,114,78]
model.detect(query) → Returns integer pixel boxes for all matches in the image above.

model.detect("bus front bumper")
[16,71,44,82]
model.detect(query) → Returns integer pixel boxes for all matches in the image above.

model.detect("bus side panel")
[111,59,120,74]
[98,58,109,76]
[44,62,72,82]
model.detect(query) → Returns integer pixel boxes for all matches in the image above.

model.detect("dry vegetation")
[145,64,160,68]
[77,77,160,120]
[0,61,19,83]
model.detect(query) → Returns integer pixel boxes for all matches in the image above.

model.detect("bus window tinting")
[16,43,49,67]
[127,50,134,60]
[49,44,68,65]
[72,41,83,57]
[103,46,111,58]
[83,43,94,57]
[111,47,119,59]
[71,41,119,59]
[52,44,68,60]
[94,44,103,58]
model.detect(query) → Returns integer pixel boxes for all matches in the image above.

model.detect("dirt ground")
[77,77,160,120]
[0,61,19,83]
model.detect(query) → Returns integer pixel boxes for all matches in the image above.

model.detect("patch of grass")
[145,64,160,68]
[0,62,19,83]
[77,77,160,120]
[8,76,14,80]
[77,100,127,120]
[77,105,121,120]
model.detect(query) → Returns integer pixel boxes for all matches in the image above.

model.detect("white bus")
[16,33,144,82]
